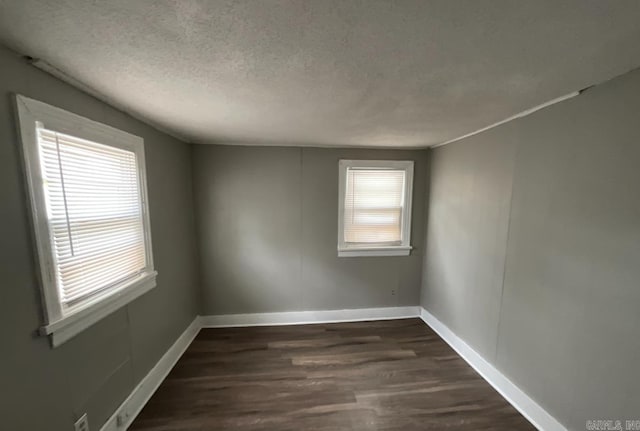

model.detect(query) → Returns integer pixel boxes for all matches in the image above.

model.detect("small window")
[15,95,156,346]
[338,160,414,257]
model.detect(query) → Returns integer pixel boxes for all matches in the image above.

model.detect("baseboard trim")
[200,306,421,328]
[419,307,566,431]
[100,316,202,431]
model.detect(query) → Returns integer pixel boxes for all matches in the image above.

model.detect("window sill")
[338,246,412,257]
[40,271,157,347]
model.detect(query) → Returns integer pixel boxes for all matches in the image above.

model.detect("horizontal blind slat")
[60,251,145,290]
[344,168,405,244]
[37,127,148,311]
[54,236,144,263]
[61,255,146,300]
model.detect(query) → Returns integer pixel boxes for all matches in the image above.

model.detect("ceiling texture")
[1,0,640,148]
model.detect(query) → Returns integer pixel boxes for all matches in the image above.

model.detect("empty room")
[1,1,639,430]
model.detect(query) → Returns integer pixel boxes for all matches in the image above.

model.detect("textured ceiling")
[1,1,640,147]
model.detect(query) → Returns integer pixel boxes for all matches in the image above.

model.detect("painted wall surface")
[193,145,428,314]
[422,68,640,429]
[421,125,517,361]
[0,46,200,430]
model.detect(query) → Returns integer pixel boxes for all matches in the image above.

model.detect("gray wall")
[422,67,640,429]
[422,124,517,360]
[0,46,200,430]
[193,145,428,314]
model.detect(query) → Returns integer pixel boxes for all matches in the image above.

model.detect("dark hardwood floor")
[130,318,535,430]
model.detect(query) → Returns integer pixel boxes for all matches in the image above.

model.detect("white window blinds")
[344,168,406,244]
[37,126,147,310]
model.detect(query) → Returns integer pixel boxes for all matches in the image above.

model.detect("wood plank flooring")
[130,318,535,430]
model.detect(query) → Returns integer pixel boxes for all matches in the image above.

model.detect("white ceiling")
[1,1,640,148]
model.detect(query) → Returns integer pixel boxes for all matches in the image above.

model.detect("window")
[15,95,156,346]
[338,160,414,257]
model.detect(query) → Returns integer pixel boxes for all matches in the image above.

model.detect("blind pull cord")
[350,171,356,225]
[54,132,75,256]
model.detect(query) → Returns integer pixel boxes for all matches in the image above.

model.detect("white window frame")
[15,94,157,347]
[338,159,414,257]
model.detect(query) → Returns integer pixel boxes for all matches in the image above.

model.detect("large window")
[338,160,414,257]
[16,95,156,346]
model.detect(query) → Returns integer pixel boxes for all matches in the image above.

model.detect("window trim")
[14,94,156,347]
[337,159,414,257]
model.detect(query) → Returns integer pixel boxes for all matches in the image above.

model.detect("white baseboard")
[100,316,202,431]
[419,307,566,431]
[200,306,421,327]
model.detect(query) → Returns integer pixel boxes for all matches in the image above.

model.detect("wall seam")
[419,148,432,307]
[493,135,519,363]
[188,143,205,315]
[124,305,136,391]
[299,147,304,310]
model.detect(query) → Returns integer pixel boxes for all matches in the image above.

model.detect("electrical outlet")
[391,289,396,296]
[74,413,89,431]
